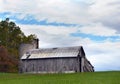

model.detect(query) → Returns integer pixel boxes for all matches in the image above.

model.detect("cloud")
[19,24,81,47]
[79,23,119,36]
[19,24,77,36]
[86,41,120,71]
[1,0,120,30]
[89,0,120,18]
[89,0,120,33]
[0,0,92,24]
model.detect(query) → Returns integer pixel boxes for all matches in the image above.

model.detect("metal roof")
[21,46,82,59]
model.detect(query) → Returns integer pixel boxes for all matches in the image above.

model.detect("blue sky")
[0,0,120,71]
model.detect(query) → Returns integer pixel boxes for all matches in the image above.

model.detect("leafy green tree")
[0,18,36,72]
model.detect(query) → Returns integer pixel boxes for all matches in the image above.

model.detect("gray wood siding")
[83,58,94,72]
[21,57,80,73]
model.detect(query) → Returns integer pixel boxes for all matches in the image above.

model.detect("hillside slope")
[0,71,120,84]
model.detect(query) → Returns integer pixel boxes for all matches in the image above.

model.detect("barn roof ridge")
[31,45,82,50]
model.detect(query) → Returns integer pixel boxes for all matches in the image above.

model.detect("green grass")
[0,71,120,84]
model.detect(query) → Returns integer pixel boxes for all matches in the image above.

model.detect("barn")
[20,46,94,73]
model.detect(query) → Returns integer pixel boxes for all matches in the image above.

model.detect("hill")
[0,71,120,84]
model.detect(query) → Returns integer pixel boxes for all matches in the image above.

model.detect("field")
[0,71,120,84]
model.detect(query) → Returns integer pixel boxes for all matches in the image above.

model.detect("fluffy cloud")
[89,0,120,18]
[89,0,120,33]
[19,24,80,47]
[19,24,77,36]
[79,23,119,36]
[1,0,120,29]
[86,41,120,71]
[0,0,92,24]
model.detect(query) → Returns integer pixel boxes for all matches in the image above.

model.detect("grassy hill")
[0,71,120,84]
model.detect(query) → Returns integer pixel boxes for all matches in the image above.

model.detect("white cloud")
[0,0,92,24]
[1,0,120,30]
[89,0,120,32]
[89,0,120,18]
[85,41,120,71]
[19,24,77,36]
[30,0,91,24]
[79,23,119,36]
[19,24,81,48]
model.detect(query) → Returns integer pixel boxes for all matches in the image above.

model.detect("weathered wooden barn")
[20,46,94,73]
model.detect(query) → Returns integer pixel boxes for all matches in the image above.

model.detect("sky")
[0,0,120,71]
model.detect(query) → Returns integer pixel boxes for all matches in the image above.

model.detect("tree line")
[0,18,36,72]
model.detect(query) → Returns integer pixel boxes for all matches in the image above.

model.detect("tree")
[0,18,36,72]
[0,45,18,72]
